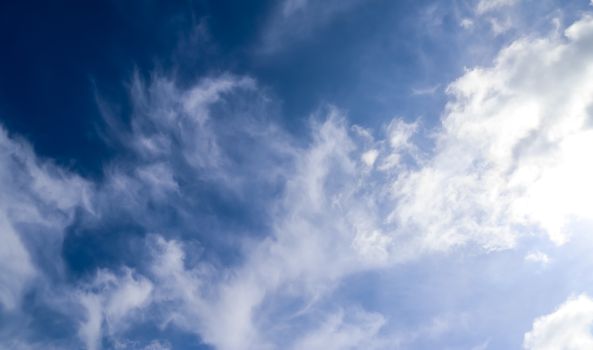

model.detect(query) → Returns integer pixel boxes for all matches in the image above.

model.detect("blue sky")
[2,0,593,349]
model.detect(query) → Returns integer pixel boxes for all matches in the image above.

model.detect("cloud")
[0,210,35,310]
[523,294,593,349]
[143,341,172,350]
[525,251,550,266]
[460,18,475,29]
[468,0,522,36]
[476,0,519,15]
[0,127,90,310]
[77,268,153,350]
[138,108,395,349]
[361,149,379,167]
[257,0,363,53]
[411,84,441,96]
[387,13,593,252]
[291,308,386,350]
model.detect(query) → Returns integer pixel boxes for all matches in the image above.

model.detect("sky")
[2,0,593,349]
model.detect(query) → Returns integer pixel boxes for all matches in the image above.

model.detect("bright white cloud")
[388,14,593,252]
[361,149,379,167]
[524,294,593,350]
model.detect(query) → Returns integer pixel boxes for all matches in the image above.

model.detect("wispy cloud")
[0,127,90,311]
[77,268,153,350]
[411,84,441,96]
[257,0,363,53]
[476,0,519,15]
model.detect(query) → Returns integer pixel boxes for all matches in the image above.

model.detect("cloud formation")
[104,15,593,346]
[524,294,593,349]
[476,0,519,15]
[3,9,593,350]
[0,127,90,310]
[388,13,593,250]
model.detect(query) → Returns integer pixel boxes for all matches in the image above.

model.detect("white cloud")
[377,118,419,171]
[361,149,379,167]
[461,18,475,29]
[0,127,90,310]
[78,293,103,350]
[77,268,153,350]
[388,14,593,252]
[524,294,593,350]
[525,251,550,265]
[141,109,394,349]
[127,73,255,173]
[292,309,386,350]
[476,0,519,15]
[487,16,513,35]
[471,0,520,35]
[0,212,35,310]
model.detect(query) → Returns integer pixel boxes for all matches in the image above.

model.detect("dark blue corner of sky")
[0,0,458,179]
[0,0,267,177]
